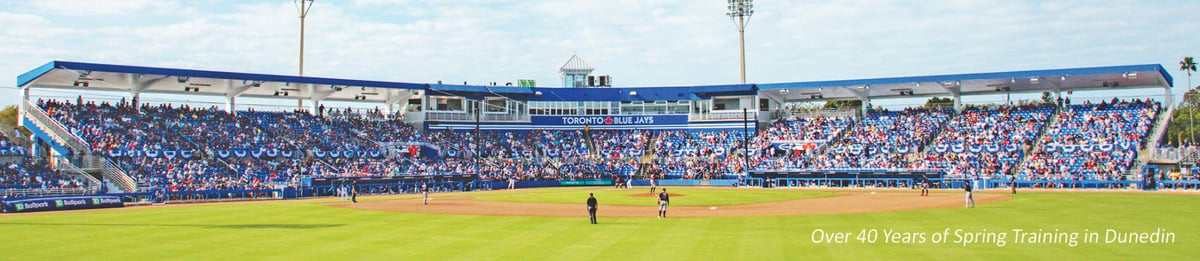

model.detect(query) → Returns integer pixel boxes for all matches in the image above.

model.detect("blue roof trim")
[522,84,754,102]
[758,64,1173,90]
[18,61,428,89]
[16,61,58,87]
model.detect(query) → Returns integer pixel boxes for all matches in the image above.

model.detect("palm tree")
[1182,57,1197,143]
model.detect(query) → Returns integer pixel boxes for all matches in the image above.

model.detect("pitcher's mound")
[628,193,685,197]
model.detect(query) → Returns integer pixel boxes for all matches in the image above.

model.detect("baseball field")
[1,187,1195,260]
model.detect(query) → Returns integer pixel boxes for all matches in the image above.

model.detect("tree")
[1182,57,1196,88]
[822,100,862,110]
[0,106,31,137]
[1181,57,1197,142]
[923,97,954,109]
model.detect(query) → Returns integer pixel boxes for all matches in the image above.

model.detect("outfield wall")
[2,195,123,213]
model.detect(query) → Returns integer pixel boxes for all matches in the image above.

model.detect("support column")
[861,97,871,115]
[953,93,962,113]
[1165,86,1175,110]
[386,102,395,120]
[225,96,236,114]
[17,87,29,128]
[30,136,41,158]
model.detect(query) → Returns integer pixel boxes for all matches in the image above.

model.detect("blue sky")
[2,0,1199,109]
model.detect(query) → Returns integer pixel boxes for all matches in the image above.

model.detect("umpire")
[586,193,598,224]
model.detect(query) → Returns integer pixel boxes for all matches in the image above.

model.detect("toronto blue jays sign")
[531,115,688,126]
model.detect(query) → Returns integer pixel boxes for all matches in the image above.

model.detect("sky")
[1,0,1199,109]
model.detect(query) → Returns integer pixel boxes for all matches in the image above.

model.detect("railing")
[102,158,138,193]
[425,111,472,121]
[0,188,95,198]
[482,113,529,122]
[785,109,859,119]
[425,111,530,122]
[57,158,103,191]
[690,111,751,121]
[1147,147,1200,162]
[0,125,32,148]
[20,99,93,155]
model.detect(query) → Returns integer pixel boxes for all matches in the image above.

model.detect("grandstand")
[5,60,1185,206]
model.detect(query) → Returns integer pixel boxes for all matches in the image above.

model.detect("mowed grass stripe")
[470,187,837,207]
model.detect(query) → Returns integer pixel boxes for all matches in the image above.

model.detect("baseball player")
[920,174,929,197]
[336,183,344,200]
[657,188,670,218]
[586,193,598,224]
[422,183,429,205]
[1010,176,1017,195]
[351,181,358,204]
[626,173,633,190]
[649,175,657,194]
[964,180,974,208]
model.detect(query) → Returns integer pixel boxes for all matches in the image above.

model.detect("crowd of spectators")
[29,97,1171,193]
[1019,99,1159,181]
[0,158,90,191]
[917,105,1053,178]
[808,108,951,170]
[749,116,854,170]
[0,135,27,156]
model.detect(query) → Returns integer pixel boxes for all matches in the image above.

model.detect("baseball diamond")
[2,1,1199,260]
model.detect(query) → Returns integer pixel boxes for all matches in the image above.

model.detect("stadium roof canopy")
[757,64,1173,102]
[17,61,426,103]
[17,61,1173,104]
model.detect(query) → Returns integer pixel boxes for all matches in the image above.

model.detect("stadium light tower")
[727,0,754,84]
[295,0,314,76]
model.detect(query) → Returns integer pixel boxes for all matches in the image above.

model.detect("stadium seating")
[25,97,1167,193]
[0,158,89,191]
[0,135,27,156]
[918,105,1053,178]
[1019,99,1159,180]
[750,116,854,170]
[810,108,951,170]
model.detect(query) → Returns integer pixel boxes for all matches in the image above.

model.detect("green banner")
[560,180,614,186]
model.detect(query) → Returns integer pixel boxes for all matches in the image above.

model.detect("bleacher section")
[17,97,1166,194]
[917,105,1053,178]
[1019,99,1159,181]
[809,108,951,170]
[750,116,855,170]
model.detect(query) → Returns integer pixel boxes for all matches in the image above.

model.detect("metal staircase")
[1014,106,1063,175]
[21,100,139,192]
[55,158,103,192]
[584,128,598,158]
[1130,105,1174,176]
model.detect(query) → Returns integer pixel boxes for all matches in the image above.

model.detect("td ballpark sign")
[532,115,688,126]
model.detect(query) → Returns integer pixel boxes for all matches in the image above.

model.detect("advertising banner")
[531,115,689,126]
[559,180,616,186]
[3,196,124,213]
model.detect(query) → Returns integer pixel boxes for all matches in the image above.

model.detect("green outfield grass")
[1,188,1197,260]
[469,187,838,206]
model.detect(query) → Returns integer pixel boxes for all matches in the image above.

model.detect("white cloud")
[30,0,183,16]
